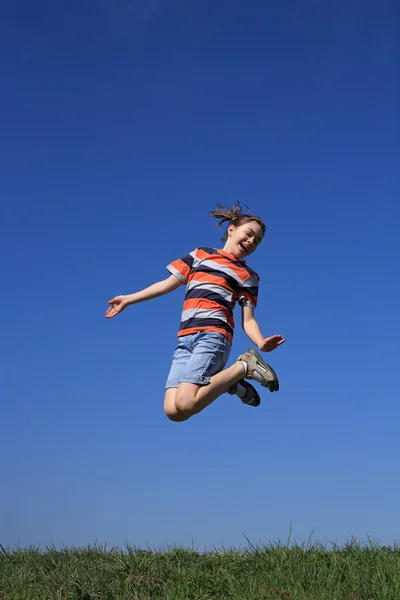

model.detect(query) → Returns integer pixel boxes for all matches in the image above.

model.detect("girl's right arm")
[105,274,183,318]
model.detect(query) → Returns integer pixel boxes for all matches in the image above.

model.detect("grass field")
[1,540,399,600]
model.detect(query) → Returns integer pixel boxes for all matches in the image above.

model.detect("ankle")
[239,358,248,376]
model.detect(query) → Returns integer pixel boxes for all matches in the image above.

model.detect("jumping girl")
[106,203,285,422]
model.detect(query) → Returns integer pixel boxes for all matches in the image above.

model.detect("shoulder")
[191,247,219,262]
[232,258,260,284]
[196,246,218,255]
[244,264,260,281]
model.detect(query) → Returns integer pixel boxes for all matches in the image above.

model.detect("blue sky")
[1,0,399,551]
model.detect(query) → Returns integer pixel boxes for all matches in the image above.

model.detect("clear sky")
[1,0,399,551]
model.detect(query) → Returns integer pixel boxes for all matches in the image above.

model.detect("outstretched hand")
[258,335,286,352]
[105,296,128,319]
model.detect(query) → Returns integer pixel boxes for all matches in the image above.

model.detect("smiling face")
[223,219,264,259]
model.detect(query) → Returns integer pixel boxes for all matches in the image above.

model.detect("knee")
[163,391,192,422]
[163,387,197,422]
[174,390,196,414]
[164,404,190,422]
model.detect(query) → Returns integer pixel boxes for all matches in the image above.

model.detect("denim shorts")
[165,331,232,389]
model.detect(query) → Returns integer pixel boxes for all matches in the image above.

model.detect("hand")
[258,335,286,352]
[105,295,129,318]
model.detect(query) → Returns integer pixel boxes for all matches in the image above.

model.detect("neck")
[221,244,241,259]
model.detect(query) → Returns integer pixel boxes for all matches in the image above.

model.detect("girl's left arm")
[241,305,286,352]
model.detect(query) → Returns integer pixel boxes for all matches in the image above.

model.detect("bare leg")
[164,362,244,421]
[164,388,189,422]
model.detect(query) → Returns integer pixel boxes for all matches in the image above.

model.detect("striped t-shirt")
[167,247,259,343]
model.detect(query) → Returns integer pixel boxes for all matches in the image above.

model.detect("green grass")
[1,540,400,600]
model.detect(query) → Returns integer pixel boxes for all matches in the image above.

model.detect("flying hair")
[209,201,266,242]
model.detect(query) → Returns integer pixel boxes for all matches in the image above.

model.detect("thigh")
[165,336,193,390]
[179,332,232,386]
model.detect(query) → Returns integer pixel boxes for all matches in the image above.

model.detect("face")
[224,220,264,258]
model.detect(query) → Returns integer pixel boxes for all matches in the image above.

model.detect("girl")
[106,203,285,422]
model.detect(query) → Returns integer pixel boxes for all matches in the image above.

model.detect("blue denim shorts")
[165,331,232,389]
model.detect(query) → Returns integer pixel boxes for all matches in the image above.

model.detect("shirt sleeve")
[238,273,259,308]
[166,250,196,284]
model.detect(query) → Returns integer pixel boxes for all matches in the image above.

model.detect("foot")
[229,379,261,407]
[237,348,279,392]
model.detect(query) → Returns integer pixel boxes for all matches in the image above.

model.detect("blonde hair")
[209,202,266,242]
